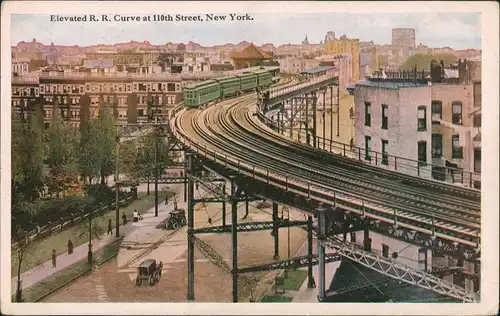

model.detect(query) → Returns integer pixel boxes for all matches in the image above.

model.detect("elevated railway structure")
[168,74,481,303]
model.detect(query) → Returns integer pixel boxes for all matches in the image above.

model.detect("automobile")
[166,209,187,229]
[135,259,163,286]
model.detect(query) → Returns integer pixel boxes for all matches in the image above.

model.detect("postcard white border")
[1,1,498,315]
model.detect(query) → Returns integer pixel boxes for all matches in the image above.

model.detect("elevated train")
[183,67,278,108]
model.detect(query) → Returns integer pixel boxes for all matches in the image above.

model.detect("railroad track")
[171,95,480,249]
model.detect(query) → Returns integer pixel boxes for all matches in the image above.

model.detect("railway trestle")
[259,76,339,149]
[179,151,479,303]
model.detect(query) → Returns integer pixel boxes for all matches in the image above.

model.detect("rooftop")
[83,59,114,69]
[301,65,334,74]
[230,44,273,60]
[356,80,429,90]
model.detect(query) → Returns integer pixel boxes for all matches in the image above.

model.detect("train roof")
[214,76,240,83]
[250,69,272,75]
[184,79,218,89]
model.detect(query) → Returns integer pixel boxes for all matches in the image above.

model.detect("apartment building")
[11,76,41,121]
[353,60,481,187]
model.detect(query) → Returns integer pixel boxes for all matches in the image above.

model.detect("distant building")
[12,58,30,75]
[230,44,273,69]
[324,31,336,42]
[392,28,416,48]
[324,36,360,82]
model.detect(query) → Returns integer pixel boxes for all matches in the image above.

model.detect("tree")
[78,120,102,184]
[400,53,458,71]
[12,107,45,201]
[46,104,80,196]
[136,134,171,195]
[78,103,116,185]
[96,106,116,185]
[12,202,37,302]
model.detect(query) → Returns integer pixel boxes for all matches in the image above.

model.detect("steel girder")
[190,235,232,274]
[264,77,338,107]
[367,220,480,261]
[187,174,230,201]
[192,220,308,234]
[239,253,342,274]
[192,156,479,303]
[194,196,262,203]
[320,235,479,303]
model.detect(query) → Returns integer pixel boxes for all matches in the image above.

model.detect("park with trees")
[11,98,172,301]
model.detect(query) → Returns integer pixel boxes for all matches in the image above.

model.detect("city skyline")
[11,12,481,50]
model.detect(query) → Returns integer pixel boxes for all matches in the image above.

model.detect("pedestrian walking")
[165,195,169,206]
[133,210,139,223]
[67,239,73,254]
[107,219,112,235]
[122,212,127,225]
[51,249,57,268]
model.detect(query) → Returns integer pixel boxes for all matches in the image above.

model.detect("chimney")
[458,58,466,83]
[430,59,442,83]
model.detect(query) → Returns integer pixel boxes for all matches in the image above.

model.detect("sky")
[11,12,481,49]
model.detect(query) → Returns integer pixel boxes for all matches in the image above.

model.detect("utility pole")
[115,134,120,237]
[154,116,159,217]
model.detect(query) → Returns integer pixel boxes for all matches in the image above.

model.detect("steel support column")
[307,215,316,288]
[317,206,327,301]
[231,180,239,302]
[312,93,317,148]
[322,91,326,150]
[272,202,280,260]
[183,154,187,202]
[187,154,195,301]
[337,84,340,137]
[244,198,249,219]
[363,227,371,252]
[222,183,226,227]
[330,86,333,151]
[305,94,310,146]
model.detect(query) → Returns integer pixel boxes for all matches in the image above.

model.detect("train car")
[214,76,242,98]
[252,69,273,89]
[237,73,258,92]
[183,80,221,108]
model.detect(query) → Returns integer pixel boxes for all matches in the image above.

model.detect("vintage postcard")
[1,1,498,315]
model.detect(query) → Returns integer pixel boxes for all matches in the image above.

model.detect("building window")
[381,104,388,129]
[473,114,481,127]
[364,102,371,126]
[417,106,426,131]
[431,100,442,123]
[418,141,427,166]
[381,139,388,165]
[382,244,389,258]
[431,134,442,157]
[364,136,371,160]
[473,82,481,107]
[452,135,463,158]
[137,109,145,116]
[452,102,462,125]
[474,148,481,173]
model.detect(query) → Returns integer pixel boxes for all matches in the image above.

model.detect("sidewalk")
[11,184,185,294]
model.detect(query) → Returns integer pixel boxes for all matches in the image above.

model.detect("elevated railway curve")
[169,92,481,302]
[172,94,480,249]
